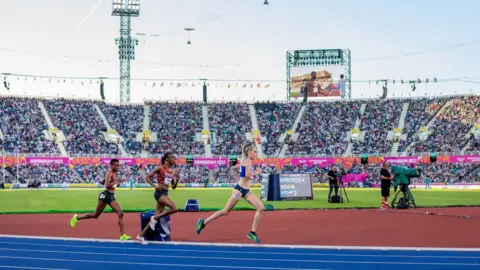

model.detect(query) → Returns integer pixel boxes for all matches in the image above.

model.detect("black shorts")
[233,184,250,199]
[98,190,116,204]
[154,189,169,201]
[381,180,392,197]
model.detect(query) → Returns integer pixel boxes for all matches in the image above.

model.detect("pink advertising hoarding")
[25,157,69,165]
[193,158,229,169]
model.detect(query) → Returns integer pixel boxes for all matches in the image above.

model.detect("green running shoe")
[70,214,78,228]
[247,231,261,243]
[196,218,205,234]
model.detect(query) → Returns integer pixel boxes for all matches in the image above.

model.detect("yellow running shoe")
[120,234,132,241]
[70,214,78,228]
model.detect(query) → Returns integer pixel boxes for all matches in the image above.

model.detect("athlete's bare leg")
[204,190,240,225]
[138,202,164,238]
[244,192,264,233]
[153,196,178,221]
[109,200,126,236]
[77,200,107,220]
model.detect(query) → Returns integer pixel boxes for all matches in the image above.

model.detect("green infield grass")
[0,188,478,214]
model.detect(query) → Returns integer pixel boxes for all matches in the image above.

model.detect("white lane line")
[0,241,478,259]
[1,234,479,252]
[0,249,478,266]
[0,256,327,270]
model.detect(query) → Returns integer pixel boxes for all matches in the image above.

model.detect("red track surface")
[0,207,479,248]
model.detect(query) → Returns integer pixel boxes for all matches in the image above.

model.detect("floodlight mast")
[112,0,140,103]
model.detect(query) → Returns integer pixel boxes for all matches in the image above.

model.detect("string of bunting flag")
[2,72,477,91]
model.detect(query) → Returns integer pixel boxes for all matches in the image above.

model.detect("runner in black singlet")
[70,159,131,241]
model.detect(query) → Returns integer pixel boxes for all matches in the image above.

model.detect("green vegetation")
[0,188,478,214]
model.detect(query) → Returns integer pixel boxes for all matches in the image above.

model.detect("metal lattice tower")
[112,0,140,103]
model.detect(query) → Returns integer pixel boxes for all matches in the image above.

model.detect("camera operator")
[380,162,393,209]
[327,165,339,202]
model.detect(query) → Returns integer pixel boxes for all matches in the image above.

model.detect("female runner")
[136,152,179,245]
[195,143,264,243]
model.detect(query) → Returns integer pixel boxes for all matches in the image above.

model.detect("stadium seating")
[146,102,205,155]
[255,102,301,156]
[287,101,361,156]
[0,97,59,154]
[98,103,144,155]
[208,102,251,155]
[352,99,403,155]
[10,164,79,184]
[0,95,478,160]
[409,95,480,153]
[44,99,120,155]
[397,97,448,152]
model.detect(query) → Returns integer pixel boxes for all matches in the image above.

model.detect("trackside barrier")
[139,211,171,242]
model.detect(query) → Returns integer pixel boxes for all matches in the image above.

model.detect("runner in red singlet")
[136,152,179,245]
[70,159,131,241]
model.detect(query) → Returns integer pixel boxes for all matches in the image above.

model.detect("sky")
[1,0,479,103]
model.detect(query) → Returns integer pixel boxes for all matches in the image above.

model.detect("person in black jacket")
[327,165,339,202]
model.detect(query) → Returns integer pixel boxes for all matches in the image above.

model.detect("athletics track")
[0,235,478,270]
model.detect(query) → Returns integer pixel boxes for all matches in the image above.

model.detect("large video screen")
[289,66,345,98]
[279,174,313,200]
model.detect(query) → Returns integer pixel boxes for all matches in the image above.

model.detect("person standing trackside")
[327,165,339,202]
[380,162,393,210]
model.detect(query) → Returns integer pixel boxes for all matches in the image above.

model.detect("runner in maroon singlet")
[70,159,131,240]
[136,152,179,245]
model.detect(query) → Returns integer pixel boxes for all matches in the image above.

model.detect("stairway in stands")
[279,103,307,157]
[202,105,212,157]
[38,101,68,157]
[344,103,367,156]
[94,104,128,156]
[248,104,264,158]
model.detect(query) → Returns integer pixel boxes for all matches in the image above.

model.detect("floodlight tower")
[112,0,140,103]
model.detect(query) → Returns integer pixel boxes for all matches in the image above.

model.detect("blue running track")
[0,235,478,270]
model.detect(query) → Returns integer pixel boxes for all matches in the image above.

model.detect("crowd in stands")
[0,95,479,159]
[352,99,404,154]
[410,95,480,153]
[256,102,300,156]
[146,102,205,156]
[397,97,448,152]
[44,99,119,155]
[0,97,59,154]
[98,103,144,156]
[9,164,79,184]
[209,102,251,155]
[1,161,478,185]
[286,101,361,156]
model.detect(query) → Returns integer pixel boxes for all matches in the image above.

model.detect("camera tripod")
[337,178,350,203]
[391,184,416,208]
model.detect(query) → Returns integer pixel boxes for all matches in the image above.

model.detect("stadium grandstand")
[0,94,479,185]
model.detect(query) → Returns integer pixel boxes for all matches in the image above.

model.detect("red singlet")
[105,170,117,191]
[156,165,175,186]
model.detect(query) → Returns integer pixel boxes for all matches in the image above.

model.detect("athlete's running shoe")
[120,234,132,241]
[136,235,148,245]
[70,214,78,228]
[149,216,157,230]
[247,231,261,243]
[196,218,205,234]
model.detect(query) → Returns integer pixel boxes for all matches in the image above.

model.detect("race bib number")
[99,193,106,199]
[233,192,241,200]
[164,175,173,185]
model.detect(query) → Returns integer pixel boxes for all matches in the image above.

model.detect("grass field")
[0,188,479,214]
